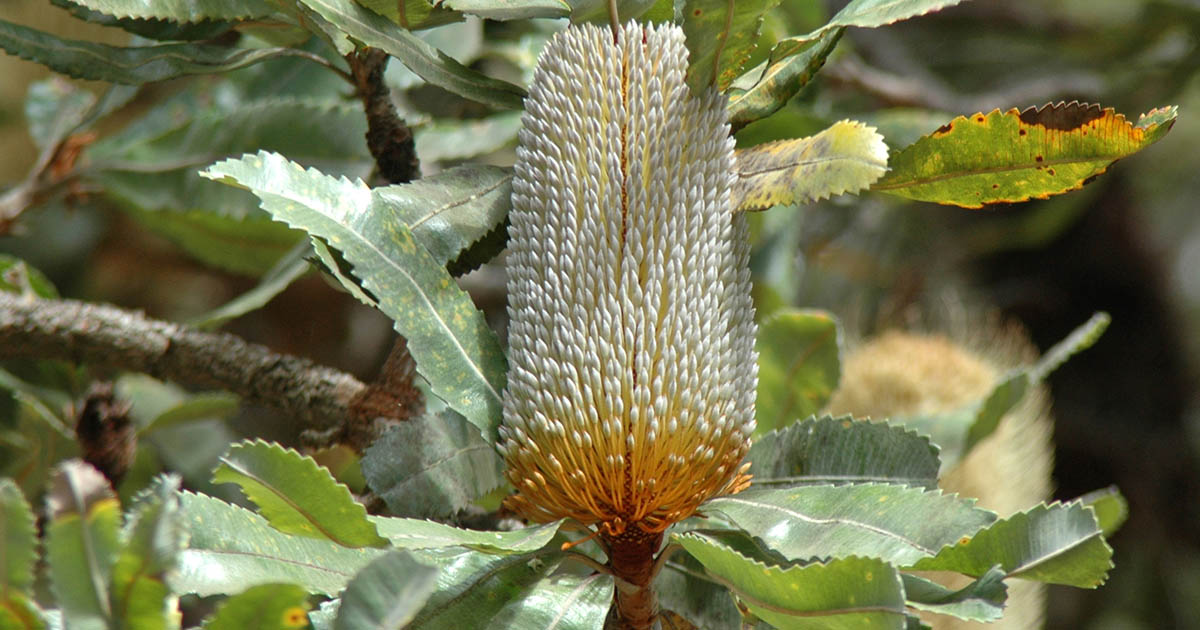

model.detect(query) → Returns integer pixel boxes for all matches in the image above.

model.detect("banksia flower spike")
[499,20,757,627]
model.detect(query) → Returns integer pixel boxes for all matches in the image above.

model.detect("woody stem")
[603,529,663,630]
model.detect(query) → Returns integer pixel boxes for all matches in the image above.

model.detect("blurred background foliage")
[1,0,1198,628]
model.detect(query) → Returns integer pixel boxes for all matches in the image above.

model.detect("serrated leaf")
[726,27,842,132]
[682,1,781,91]
[404,548,561,630]
[911,501,1113,588]
[747,416,940,489]
[704,484,995,565]
[297,0,526,109]
[872,102,1178,208]
[361,409,505,519]
[0,19,319,85]
[356,0,462,28]
[371,517,561,555]
[1029,311,1109,383]
[795,0,968,44]
[486,573,612,630]
[46,461,122,630]
[50,0,236,41]
[0,255,58,299]
[677,533,907,630]
[0,592,45,630]
[119,206,304,276]
[213,440,388,548]
[658,553,742,630]
[414,113,523,164]
[174,492,384,596]
[900,567,1007,623]
[58,0,274,22]
[434,0,569,20]
[733,120,889,211]
[334,551,439,630]
[202,152,507,440]
[109,476,184,630]
[370,165,513,266]
[754,309,841,433]
[1079,486,1127,538]
[188,241,311,329]
[0,480,37,596]
[202,583,311,630]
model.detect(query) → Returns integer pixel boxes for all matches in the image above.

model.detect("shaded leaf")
[911,501,1113,588]
[747,416,940,489]
[487,573,612,630]
[794,0,969,44]
[213,440,388,548]
[726,28,842,132]
[174,492,383,596]
[900,567,1007,623]
[404,548,561,630]
[202,152,507,441]
[754,309,841,433]
[59,0,274,21]
[46,461,122,630]
[24,78,95,154]
[334,551,439,630]
[872,102,1178,208]
[733,120,888,211]
[414,113,523,164]
[658,553,742,630]
[371,517,561,555]
[297,0,526,109]
[361,409,505,519]
[435,0,569,20]
[682,1,781,91]
[50,0,237,42]
[704,484,995,565]
[188,241,311,329]
[370,165,513,266]
[202,583,311,630]
[1080,486,1128,538]
[1029,311,1109,383]
[356,0,462,29]
[0,20,322,85]
[0,480,37,596]
[0,255,58,299]
[109,476,184,630]
[677,533,908,630]
[119,206,303,276]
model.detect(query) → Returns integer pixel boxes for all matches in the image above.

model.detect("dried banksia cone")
[499,20,757,627]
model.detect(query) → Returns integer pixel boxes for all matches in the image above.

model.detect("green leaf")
[911,501,1113,588]
[0,255,58,299]
[704,484,995,565]
[0,593,45,630]
[726,28,842,132]
[174,492,384,596]
[188,241,311,329]
[118,206,304,276]
[109,476,184,630]
[297,0,526,109]
[137,392,239,437]
[1029,311,1109,383]
[202,583,311,630]
[414,113,523,164]
[371,518,562,555]
[900,567,1007,623]
[24,78,95,154]
[370,165,513,267]
[436,0,569,20]
[46,461,123,630]
[334,551,439,630]
[795,0,968,43]
[0,19,321,85]
[202,152,507,441]
[213,440,388,548]
[1079,486,1128,538]
[50,0,237,42]
[733,120,889,211]
[677,533,907,630]
[754,309,841,433]
[658,553,742,630]
[487,573,612,630]
[872,103,1178,208]
[62,0,274,21]
[682,1,781,91]
[361,409,505,519]
[0,480,37,596]
[355,0,462,29]
[403,548,561,630]
[747,416,940,489]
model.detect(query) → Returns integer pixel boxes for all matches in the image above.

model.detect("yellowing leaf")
[732,120,888,211]
[872,102,1178,208]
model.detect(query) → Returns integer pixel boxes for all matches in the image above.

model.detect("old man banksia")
[499,21,757,629]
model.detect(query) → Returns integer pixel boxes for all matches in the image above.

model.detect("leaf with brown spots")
[732,120,888,211]
[682,0,781,92]
[872,102,1178,208]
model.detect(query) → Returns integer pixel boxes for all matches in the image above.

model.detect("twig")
[0,293,386,430]
[607,0,620,43]
[347,48,420,184]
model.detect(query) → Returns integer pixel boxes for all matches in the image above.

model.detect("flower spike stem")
[604,530,663,630]
[607,0,620,42]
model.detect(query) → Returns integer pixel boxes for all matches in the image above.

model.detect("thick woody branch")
[348,47,420,184]
[0,293,386,430]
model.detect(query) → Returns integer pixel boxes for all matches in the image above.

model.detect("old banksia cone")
[499,21,758,542]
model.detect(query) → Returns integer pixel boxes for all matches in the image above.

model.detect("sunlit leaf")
[334,551,439,630]
[901,567,1007,623]
[109,476,184,630]
[361,409,505,519]
[202,583,311,630]
[872,102,1177,208]
[403,548,562,630]
[681,1,781,91]
[1079,486,1128,538]
[911,501,1113,587]
[435,0,569,20]
[726,28,842,132]
[202,151,507,441]
[50,0,237,41]
[0,480,37,596]
[792,0,969,44]
[213,440,388,548]
[356,0,461,28]
[188,242,311,329]
[657,552,742,630]
[371,517,561,555]
[747,416,940,489]
[487,573,612,630]
[0,255,58,299]
[733,120,888,211]
[46,461,122,630]
[754,309,841,433]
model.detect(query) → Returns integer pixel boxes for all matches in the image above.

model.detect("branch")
[348,48,420,184]
[0,293,390,431]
